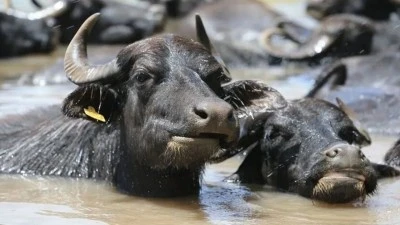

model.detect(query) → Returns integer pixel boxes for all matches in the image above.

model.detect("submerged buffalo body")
[306,0,399,21]
[14,0,166,44]
[0,12,58,58]
[217,81,399,203]
[0,14,267,197]
[163,0,217,17]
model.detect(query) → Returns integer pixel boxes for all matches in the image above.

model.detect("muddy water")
[1,0,400,225]
[0,136,399,225]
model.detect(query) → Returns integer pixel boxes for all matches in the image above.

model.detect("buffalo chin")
[163,136,221,168]
[312,172,368,203]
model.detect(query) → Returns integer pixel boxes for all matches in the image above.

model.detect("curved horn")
[306,61,347,98]
[64,13,120,85]
[3,0,69,20]
[195,14,231,83]
[260,27,338,60]
[276,19,312,44]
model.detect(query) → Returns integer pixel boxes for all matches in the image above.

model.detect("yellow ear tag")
[83,106,106,122]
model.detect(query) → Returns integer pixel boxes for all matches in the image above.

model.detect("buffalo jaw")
[311,171,371,204]
[307,143,378,204]
[165,136,221,168]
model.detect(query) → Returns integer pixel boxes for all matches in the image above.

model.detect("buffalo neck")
[114,149,202,197]
[114,119,202,197]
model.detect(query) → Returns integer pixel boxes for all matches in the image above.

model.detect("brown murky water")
[0,137,399,225]
[1,0,400,225]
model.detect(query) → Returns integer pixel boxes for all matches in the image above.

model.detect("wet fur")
[0,107,119,180]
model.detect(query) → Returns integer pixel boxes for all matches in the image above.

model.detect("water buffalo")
[306,0,399,21]
[263,12,400,63]
[214,71,399,204]
[19,0,166,44]
[0,6,59,58]
[385,139,400,166]
[260,14,400,62]
[306,52,400,135]
[175,1,391,68]
[0,13,272,197]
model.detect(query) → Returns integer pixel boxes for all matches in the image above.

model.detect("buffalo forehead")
[119,34,220,79]
[166,35,221,78]
[266,99,350,140]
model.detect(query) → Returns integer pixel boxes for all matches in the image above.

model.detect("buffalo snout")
[323,143,368,168]
[311,143,376,203]
[192,99,238,144]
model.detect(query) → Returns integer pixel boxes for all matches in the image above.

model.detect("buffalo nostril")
[325,148,341,158]
[194,107,208,119]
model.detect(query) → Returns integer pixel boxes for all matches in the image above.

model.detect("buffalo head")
[222,78,399,203]
[60,14,268,196]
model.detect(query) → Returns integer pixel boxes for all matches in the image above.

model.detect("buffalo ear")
[371,163,400,178]
[62,84,119,123]
[222,80,287,155]
[336,98,371,147]
[212,80,286,163]
[195,14,231,83]
[222,80,287,117]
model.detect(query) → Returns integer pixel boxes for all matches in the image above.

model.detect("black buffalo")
[262,14,382,62]
[0,14,268,197]
[0,9,58,58]
[20,0,166,44]
[215,78,399,204]
[306,0,399,21]
[262,13,400,63]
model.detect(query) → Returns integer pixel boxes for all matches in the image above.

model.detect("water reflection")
[0,202,107,225]
[1,152,399,225]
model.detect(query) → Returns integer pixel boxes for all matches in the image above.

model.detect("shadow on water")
[0,0,400,225]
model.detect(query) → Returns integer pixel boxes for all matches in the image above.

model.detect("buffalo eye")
[264,125,292,142]
[338,126,363,145]
[134,72,152,83]
[204,68,226,97]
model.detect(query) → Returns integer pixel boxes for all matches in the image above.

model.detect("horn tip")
[335,97,344,105]
[89,12,101,20]
[195,14,202,26]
